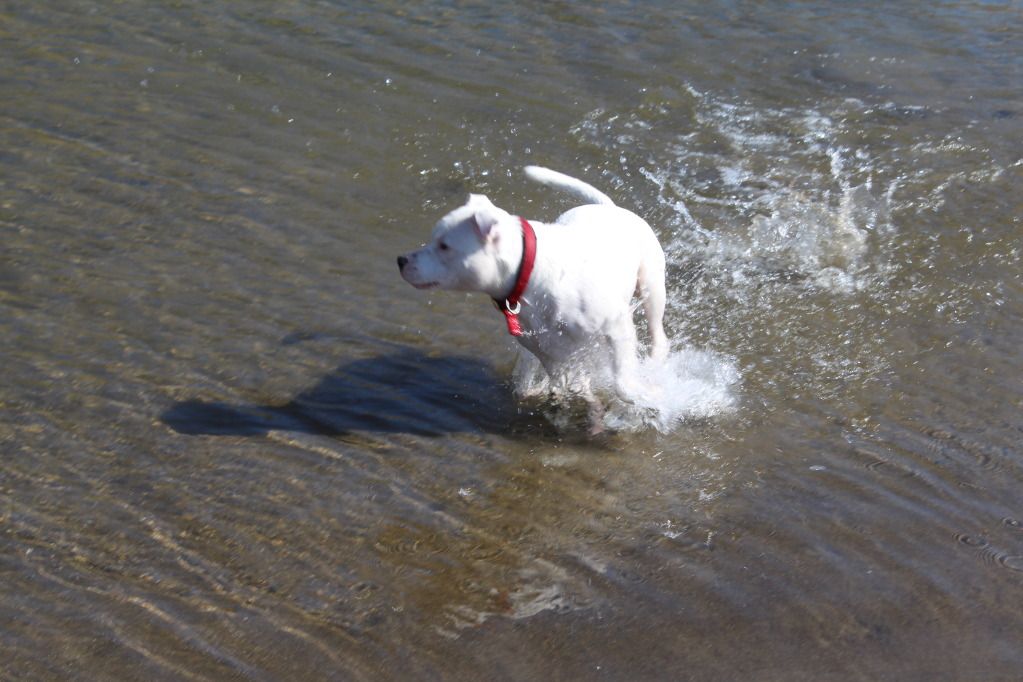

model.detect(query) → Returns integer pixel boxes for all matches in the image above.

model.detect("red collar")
[493,217,536,336]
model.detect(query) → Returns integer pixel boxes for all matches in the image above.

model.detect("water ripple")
[955,533,1023,573]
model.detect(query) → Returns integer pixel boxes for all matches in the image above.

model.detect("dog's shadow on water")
[162,342,539,439]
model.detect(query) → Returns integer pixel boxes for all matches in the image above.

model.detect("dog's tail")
[524,166,615,206]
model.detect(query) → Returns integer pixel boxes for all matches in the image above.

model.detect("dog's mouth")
[412,281,439,290]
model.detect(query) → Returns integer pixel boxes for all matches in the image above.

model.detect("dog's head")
[397,194,516,295]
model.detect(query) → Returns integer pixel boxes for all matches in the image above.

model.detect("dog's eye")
[438,241,449,251]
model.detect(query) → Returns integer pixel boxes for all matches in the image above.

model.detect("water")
[2,1,1022,679]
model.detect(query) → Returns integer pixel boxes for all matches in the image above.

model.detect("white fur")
[398,167,668,419]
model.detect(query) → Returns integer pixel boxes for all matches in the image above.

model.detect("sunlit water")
[2,1,1022,680]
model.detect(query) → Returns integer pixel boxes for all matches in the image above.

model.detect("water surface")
[2,1,1022,679]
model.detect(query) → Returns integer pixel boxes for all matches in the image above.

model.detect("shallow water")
[2,1,1022,679]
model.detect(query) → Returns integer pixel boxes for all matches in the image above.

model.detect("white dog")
[398,166,668,421]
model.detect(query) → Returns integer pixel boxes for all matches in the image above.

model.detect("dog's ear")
[473,209,501,244]
[467,194,501,245]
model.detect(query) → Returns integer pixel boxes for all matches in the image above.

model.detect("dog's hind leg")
[606,316,644,403]
[637,257,669,360]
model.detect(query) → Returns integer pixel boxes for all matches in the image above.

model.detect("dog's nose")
[397,255,408,270]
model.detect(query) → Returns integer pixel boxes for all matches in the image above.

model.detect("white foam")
[604,348,740,432]
[512,346,740,433]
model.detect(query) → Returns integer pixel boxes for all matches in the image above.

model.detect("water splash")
[514,84,1015,432]
[512,346,739,433]
[604,348,740,432]
[630,90,899,294]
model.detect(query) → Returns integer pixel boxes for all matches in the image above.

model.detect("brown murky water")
[2,2,1022,679]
